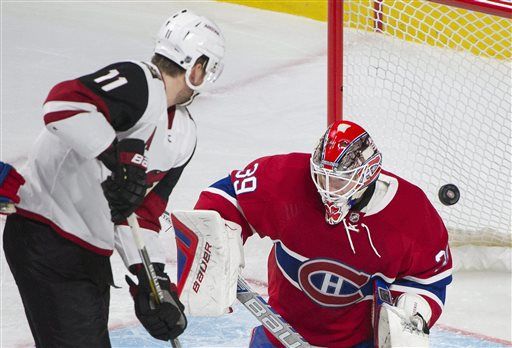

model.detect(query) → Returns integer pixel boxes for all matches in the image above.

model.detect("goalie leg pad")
[171,210,244,316]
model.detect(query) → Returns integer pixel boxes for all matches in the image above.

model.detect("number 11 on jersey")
[94,69,128,92]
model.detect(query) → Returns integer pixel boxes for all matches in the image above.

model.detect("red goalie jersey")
[195,152,452,347]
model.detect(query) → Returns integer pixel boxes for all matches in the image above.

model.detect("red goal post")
[328,0,512,270]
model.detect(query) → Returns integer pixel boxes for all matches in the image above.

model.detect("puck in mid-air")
[438,184,460,206]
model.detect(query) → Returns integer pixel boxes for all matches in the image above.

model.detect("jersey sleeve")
[194,155,282,243]
[43,61,155,159]
[390,189,453,326]
[137,147,196,232]
[194,174,255,243]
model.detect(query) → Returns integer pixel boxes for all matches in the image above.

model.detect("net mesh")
[342,0,511,247]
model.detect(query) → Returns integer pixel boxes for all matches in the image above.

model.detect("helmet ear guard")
[155,9,225,91]
[184,58,224,91]
[311,120,382,225]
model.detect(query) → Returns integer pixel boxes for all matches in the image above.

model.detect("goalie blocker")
[171,210,245,316]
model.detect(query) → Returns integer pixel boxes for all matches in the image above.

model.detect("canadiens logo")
[275,242,373,308]
[297,259,371,307]
[363,153,382,185]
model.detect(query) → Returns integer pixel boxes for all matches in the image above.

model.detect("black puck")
[438,184,460,206]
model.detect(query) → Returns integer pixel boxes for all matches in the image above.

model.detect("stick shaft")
[236,277,310,348]
[127,214,181,348]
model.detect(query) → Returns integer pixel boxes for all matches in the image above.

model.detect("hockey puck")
[438,184,460,206]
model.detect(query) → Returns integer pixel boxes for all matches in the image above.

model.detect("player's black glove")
[99,138,148,224]
[125,263,187,341]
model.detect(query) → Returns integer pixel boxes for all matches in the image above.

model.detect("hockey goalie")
[172,120,452,347]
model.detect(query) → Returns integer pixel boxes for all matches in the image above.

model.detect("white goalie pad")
[171,210,245,316]
[377,293,431,348]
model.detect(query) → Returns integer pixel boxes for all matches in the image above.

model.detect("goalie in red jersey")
[184,120,452,347]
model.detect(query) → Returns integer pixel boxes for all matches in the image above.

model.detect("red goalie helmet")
[310,120,382,225]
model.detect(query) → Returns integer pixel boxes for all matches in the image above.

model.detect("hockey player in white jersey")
[2,9,224,347]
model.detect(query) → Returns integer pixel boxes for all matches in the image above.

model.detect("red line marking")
[436,323,512,345]
[108,319,139,331]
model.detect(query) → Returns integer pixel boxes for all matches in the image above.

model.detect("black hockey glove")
[125,263,187,341]
[99,138,148,224]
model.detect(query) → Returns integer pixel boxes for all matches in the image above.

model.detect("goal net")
[333,0,511,270]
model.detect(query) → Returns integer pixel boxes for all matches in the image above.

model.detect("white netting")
[342,1,511,250]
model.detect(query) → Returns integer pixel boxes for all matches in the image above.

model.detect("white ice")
[1,1,510,347]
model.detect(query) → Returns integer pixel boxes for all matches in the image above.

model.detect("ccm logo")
[131,153,148,169]
[192,242,212,293]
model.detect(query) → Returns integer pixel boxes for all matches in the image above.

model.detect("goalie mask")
[155,9,225,92]
[310,120,382,225]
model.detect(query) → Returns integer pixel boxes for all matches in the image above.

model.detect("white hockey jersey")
[17,61,196,267]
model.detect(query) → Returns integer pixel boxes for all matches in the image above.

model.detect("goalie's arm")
[194,175,256,243]
[375,258,451,347]
[389,193,453,327]
[389,269,451,327]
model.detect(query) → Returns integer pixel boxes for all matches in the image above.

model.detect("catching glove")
[126,263,187,341]
[376,293,431,348]
[99,138,148,223]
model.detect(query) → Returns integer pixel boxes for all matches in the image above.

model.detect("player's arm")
[376,247,451,348]
[0,161,25,214]
[114,147,195,269]
[173,174,252,315]
[389,199,453,328]
[113,147,195,342]
[376,194,452,347]
[43,61,154,159]
[194,169,261,243]
[44,62,164,223]
[170,159,269,315]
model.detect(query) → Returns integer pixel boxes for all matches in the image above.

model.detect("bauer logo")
[192,242,212,293]
[131,153,148,169]
[297,259,371,307]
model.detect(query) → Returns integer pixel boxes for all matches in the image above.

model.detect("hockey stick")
[237,277,311,348]
[127,214,182,348]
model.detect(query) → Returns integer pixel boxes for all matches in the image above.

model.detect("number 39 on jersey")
[233,163,259,194]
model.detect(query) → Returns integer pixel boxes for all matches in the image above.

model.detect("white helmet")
[155,9,225,91]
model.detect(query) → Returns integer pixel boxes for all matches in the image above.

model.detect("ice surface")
[1,1,510,347]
